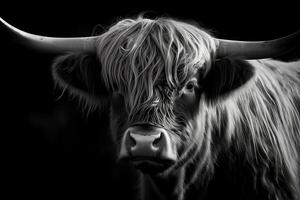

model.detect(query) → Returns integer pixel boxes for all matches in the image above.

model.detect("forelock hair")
[96,16,217,113]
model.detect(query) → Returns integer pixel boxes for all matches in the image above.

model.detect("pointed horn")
[0,17,98,53]
[216,31,300,59]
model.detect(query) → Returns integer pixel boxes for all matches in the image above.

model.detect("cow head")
[51,18,256,174]
[1,16,299,175]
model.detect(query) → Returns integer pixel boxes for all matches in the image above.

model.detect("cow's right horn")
[0,17,98,53]
[216,30,300,59]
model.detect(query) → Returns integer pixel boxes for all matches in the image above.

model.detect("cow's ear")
[52,52,109,105]
[203,58,255,99]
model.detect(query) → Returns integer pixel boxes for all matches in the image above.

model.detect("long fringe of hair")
[96,16,217,117]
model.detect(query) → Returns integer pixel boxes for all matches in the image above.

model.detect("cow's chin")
[130,157,175,174]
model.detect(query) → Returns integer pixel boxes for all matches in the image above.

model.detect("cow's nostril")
[152,133,162,147]
[129,133,137,147]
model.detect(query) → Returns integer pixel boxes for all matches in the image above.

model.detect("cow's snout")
[129,131,162,156]
[119,125,177,173]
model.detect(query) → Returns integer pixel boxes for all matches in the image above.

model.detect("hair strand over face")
[96,16,217,114]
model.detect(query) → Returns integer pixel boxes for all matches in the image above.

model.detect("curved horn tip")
[0,17,98,53]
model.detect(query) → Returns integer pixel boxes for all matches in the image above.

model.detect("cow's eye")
[183,79,198,94]
[186,82,195,91]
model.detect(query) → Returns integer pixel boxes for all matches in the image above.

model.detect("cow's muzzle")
[118,124,177,174]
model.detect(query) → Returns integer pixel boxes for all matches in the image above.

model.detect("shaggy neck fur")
[147,59,300,200]
[225,59,300,199]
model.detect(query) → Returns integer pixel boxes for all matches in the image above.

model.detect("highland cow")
[1,16,300,200]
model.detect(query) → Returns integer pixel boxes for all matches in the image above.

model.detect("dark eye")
[186,82,195,91]
[183,79,198,94]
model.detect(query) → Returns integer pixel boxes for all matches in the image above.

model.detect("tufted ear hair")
[52,52,110,109]
[203,58,255,100]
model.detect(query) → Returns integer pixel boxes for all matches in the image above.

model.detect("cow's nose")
[129,130,162,157]
[119,125,177,163]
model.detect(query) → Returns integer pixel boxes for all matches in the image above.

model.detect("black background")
[1,1,299,199]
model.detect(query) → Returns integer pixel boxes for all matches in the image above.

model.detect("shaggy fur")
[204,59,300,200]
[51,16,300,200]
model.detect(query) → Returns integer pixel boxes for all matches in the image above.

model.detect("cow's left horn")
[216,31,300,59]
[0,17,98,53]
